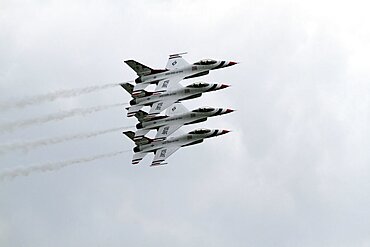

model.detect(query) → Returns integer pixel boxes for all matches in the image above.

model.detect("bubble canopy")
[186,82,210,88]
[193,59,217,65]
[192,107,215,113]
[189,129,211,134]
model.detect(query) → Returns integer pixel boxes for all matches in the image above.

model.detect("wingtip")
[169,52,188,58]
[150,162,167,167]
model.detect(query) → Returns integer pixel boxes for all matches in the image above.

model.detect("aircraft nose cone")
[223,61,238,67]
[220,84,230,89]
[220,130,231,135]
[225,109,234,114]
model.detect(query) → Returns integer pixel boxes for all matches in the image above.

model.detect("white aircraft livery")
[121,53,236,167]
[132,103,234,141]
[123,128,230,166]
[121,82,230,117]
[124,53,237,95]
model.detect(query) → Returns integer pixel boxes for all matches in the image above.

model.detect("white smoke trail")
[0,150,131,181]
[0,126,134,154]
[0,82,128,111]
[0,103,126,133]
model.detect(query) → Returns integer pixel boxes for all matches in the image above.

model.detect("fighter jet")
[121,82,230,117]
[124,53,237,96]
[123,128,230,166]
[132,103,234,141]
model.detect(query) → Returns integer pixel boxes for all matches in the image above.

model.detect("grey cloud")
[1,1,370,247]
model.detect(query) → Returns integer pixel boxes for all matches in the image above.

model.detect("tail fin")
[166,53,189,70]
[121,82,152,98]
[120,83,134,95]
[122,131,152,145]
[125,60,167,76]
[125,60,152,76]
[134,110,149,122]
[122,131,135,141]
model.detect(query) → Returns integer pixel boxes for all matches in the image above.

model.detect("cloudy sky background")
[1,0,370,246]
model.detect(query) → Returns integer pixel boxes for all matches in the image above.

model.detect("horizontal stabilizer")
[132,152,147,165]
[150,162,167,167]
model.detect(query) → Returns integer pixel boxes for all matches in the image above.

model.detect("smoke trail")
[0,82,128,111]
[0,126,134,154]
[0,150,131,181]
[0,103,127,133]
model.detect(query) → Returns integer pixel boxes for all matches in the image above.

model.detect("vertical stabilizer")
[125,60,167,76]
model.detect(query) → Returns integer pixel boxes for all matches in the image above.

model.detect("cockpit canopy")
[187,82,210,88]
[193,59,217,65]
[192,107,215,113]
[189,129,211,134]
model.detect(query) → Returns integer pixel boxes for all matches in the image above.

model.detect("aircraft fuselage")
[130,83,226,107]
[138,108,232,130]
[134,129,229,153]
[136,60,235,85]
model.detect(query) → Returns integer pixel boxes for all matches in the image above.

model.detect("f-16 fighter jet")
[123,128,230,166]
[124,53,237,96]
[132,103,234,141]
[121,82,229,117]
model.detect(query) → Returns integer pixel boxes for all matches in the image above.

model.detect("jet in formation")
[121,53,237,166]
[121,81,230,117]
[131,103,234,142]
[124,52,237,96]
[123,128,230,166]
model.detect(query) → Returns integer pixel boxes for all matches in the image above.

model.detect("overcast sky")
[1,0,370,246]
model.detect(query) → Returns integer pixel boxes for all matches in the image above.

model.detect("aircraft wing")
[154,124,182,141]
[148,99,177,116]
[165,103,188,116]
[166,55,189,70]
[152,103,188,140]
[154,76,183,92]
[151,146,180,166]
